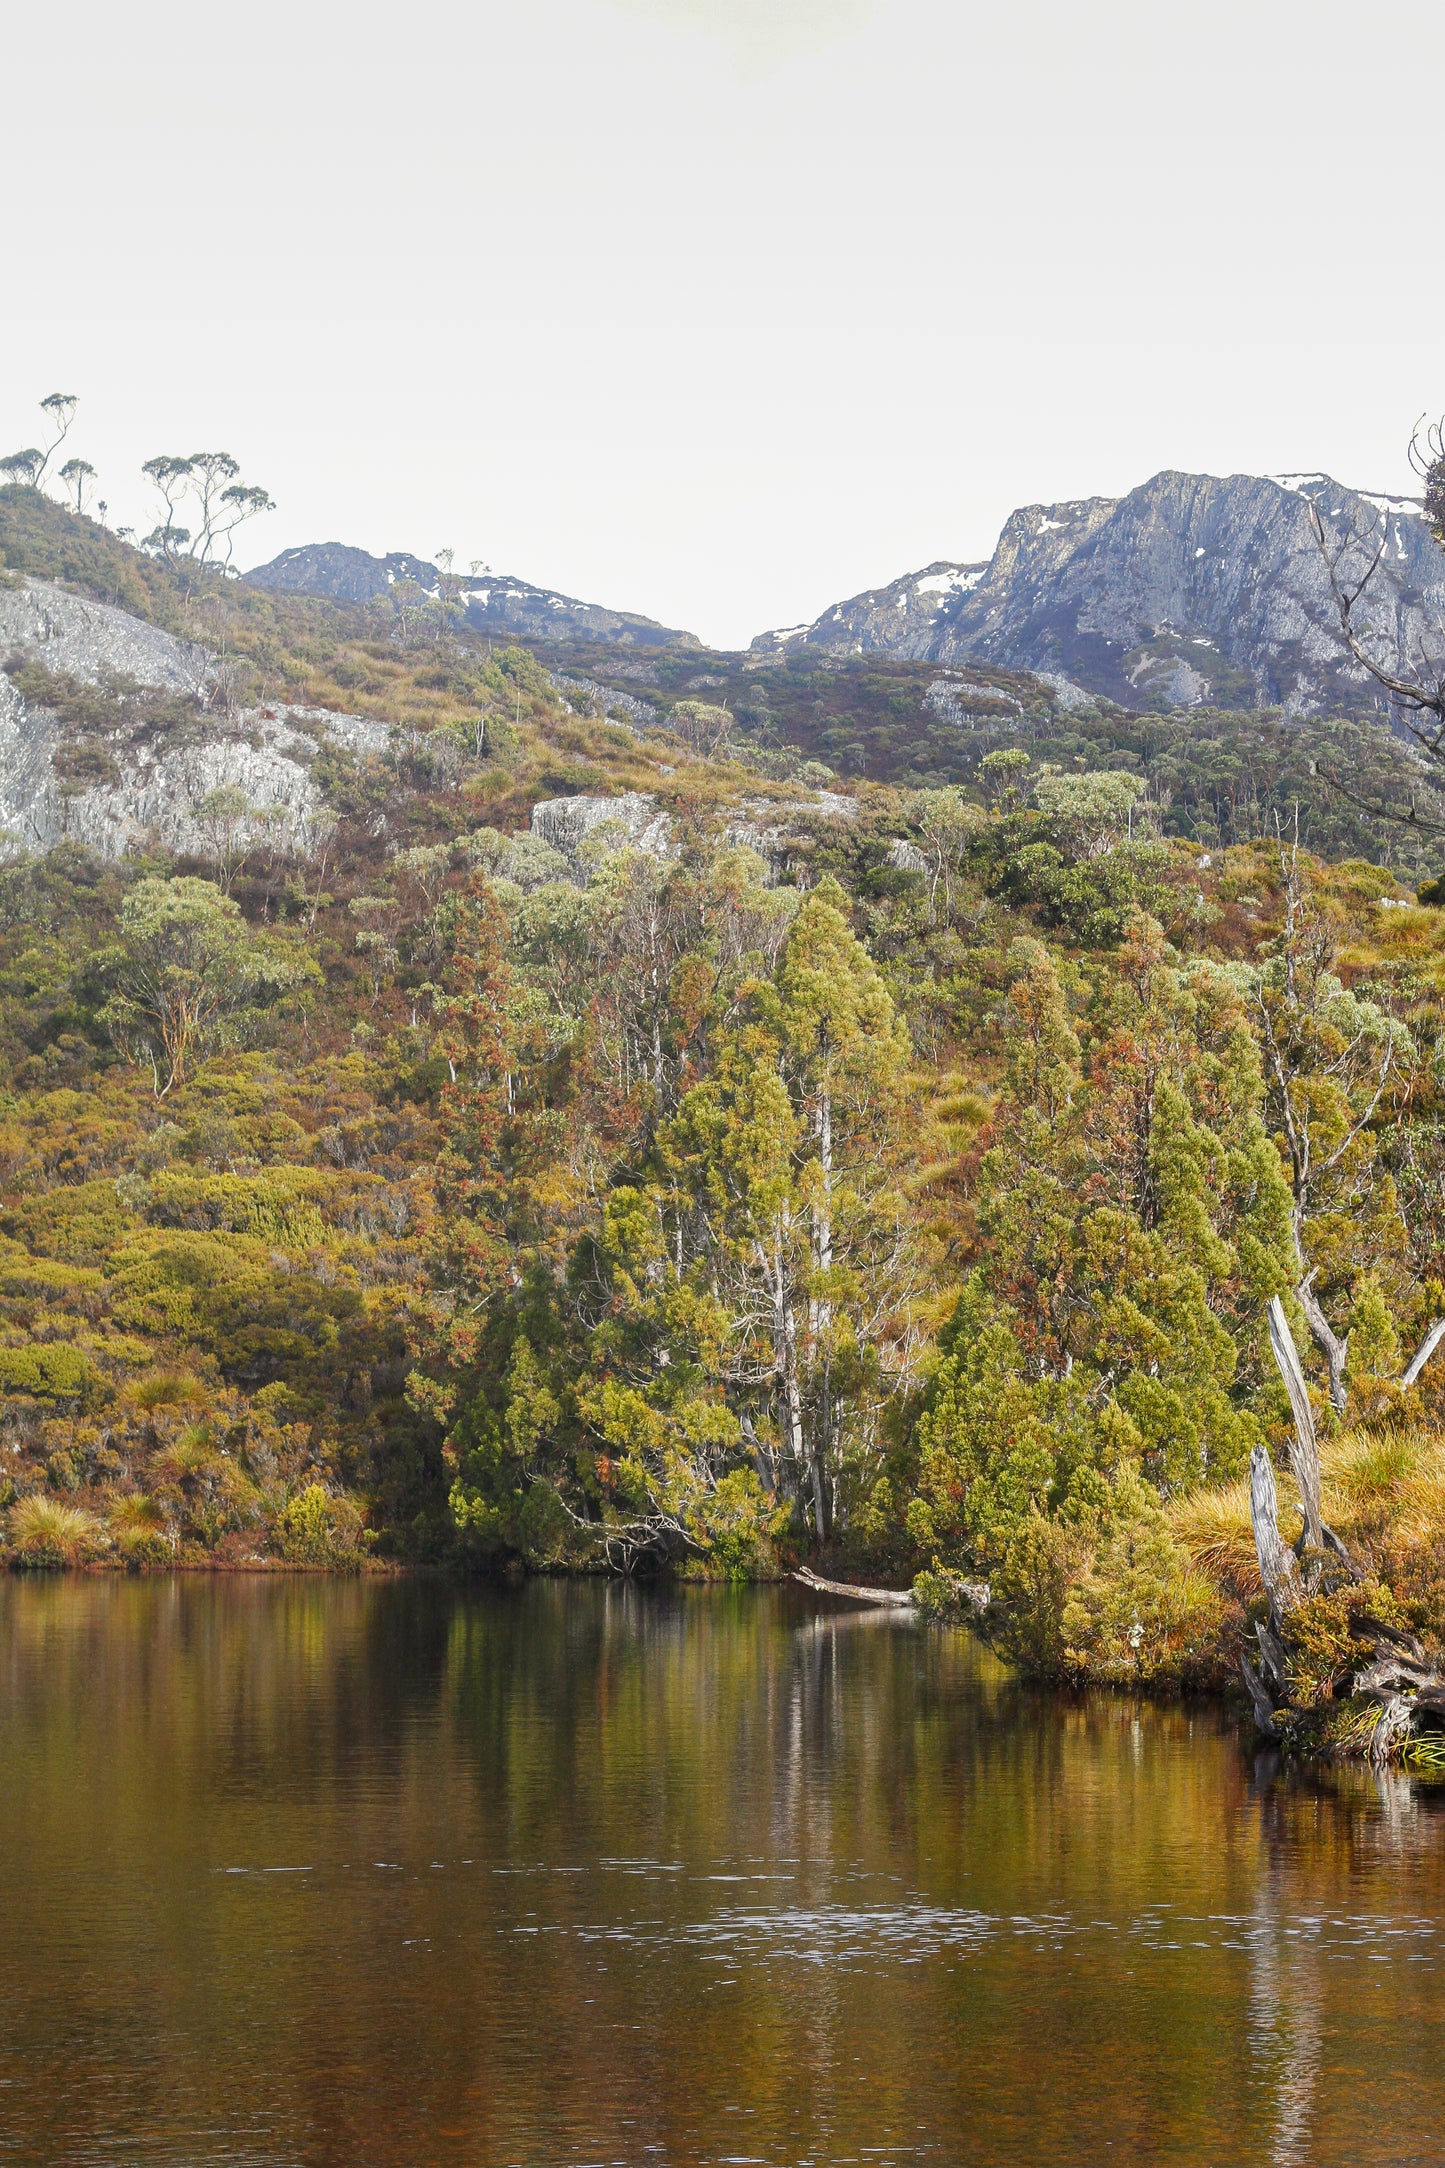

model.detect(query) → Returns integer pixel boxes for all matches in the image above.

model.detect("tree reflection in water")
[0,1576,1441,2166]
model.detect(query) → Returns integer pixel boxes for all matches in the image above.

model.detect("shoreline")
[8,1556,1443,1776]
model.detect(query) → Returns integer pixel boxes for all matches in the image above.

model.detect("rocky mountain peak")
[753,469,1441,717]
[244,543,441,604]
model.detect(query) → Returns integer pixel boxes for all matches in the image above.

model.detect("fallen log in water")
[791,1566,914,1606]
[790,1566,989,1616]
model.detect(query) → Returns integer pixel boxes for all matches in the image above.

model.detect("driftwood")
[790,1565,989,1616]
[1347,1612,1445,1760]
[791,1567,913,1607]
[1239,1655,1279,1739]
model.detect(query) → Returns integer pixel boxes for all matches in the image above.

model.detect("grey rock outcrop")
[0,577,388,862]
[752,472,1445,717]
[247,543,699,650]
[549,671,660,731]
[723,790,859,884]
[0,580,207,696]
[523,787,859,891]
[528,792,674,881]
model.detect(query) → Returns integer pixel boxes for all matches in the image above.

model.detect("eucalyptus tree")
[0,450,44,487]
[139,451,274,571]
[58,458,97,514]
[98,876,312,1096]
[1239,830,1415,1409]
[2,392,81,494]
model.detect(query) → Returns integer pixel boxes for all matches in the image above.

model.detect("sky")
[2,0,1442,649]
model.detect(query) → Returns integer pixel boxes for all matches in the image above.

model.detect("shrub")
[687,1469,788,1580]
[0,1343,94,1403]
[114,1521,173,1570]
[108,1491,171,1568]
[276,1482,364,1567]
[45,1445,83,1491]
[7,1494,105,1567]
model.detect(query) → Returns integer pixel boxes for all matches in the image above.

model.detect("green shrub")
[114,1521,173,1570]
[689,1469,788,1580]
[277,1482,364,1567]
[0,1343,94,1403]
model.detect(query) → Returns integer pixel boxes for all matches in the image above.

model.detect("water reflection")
[0,1576,1441,2167]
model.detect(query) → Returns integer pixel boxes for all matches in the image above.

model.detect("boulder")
[528,792,673,882]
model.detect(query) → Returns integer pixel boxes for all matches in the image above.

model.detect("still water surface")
[1,1576,1442,2167]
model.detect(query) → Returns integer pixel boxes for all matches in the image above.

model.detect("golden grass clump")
[6,1494,105,1567]
[108,1491,166,1530]
[1321,1428,1445,1551]
[1169,1426,1445,1614]
[1168,1479,1260,1596]
[126,1371,206,1414]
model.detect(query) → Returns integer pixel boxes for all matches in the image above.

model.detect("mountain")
[242,543,444,604]
[751,471,1443,718]
[246,542,698,650]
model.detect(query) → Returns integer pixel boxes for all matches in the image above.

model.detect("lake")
[0,1576,1441,2167]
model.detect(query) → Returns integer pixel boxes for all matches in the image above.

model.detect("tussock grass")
[1323,1429,1445,1551]
[108,1491,166,1529]
[7,1494,104,1566]
[1169,1427,1445,1600]
[127,1371,206,1413]
[1169,1479,1259,1592]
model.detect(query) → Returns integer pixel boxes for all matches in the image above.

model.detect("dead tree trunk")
[790,1565,989,1615]
[1403,1316,1445,1388]
[1292,1277,1349,1416]
[1248,1441,1300,1623]
[1267,1297,1325,1555]
[1243,1441,1299,1738]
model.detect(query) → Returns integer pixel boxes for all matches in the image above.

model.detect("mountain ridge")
[752,469,1441,718]
[251,467,1442,720]
[247,541,697,650]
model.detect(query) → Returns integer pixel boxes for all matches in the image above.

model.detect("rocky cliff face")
[753,472,1444,717]
[247,543,697,650]
[0,579,386,861]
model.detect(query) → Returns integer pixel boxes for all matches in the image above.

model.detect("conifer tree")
[909,915,1296,1618]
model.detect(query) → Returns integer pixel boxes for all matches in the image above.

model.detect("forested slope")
[3,485,1445,1762]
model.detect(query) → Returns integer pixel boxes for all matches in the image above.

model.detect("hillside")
[541,640,1445,881]
[753,470,1442,718]
[2,482,1445,1767]
[7,482,1445,885]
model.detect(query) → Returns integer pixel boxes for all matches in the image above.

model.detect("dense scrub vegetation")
[553,641,1445,881]
[3,488,1445,1761]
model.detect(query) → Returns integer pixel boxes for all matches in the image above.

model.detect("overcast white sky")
[3,0,1441,647]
